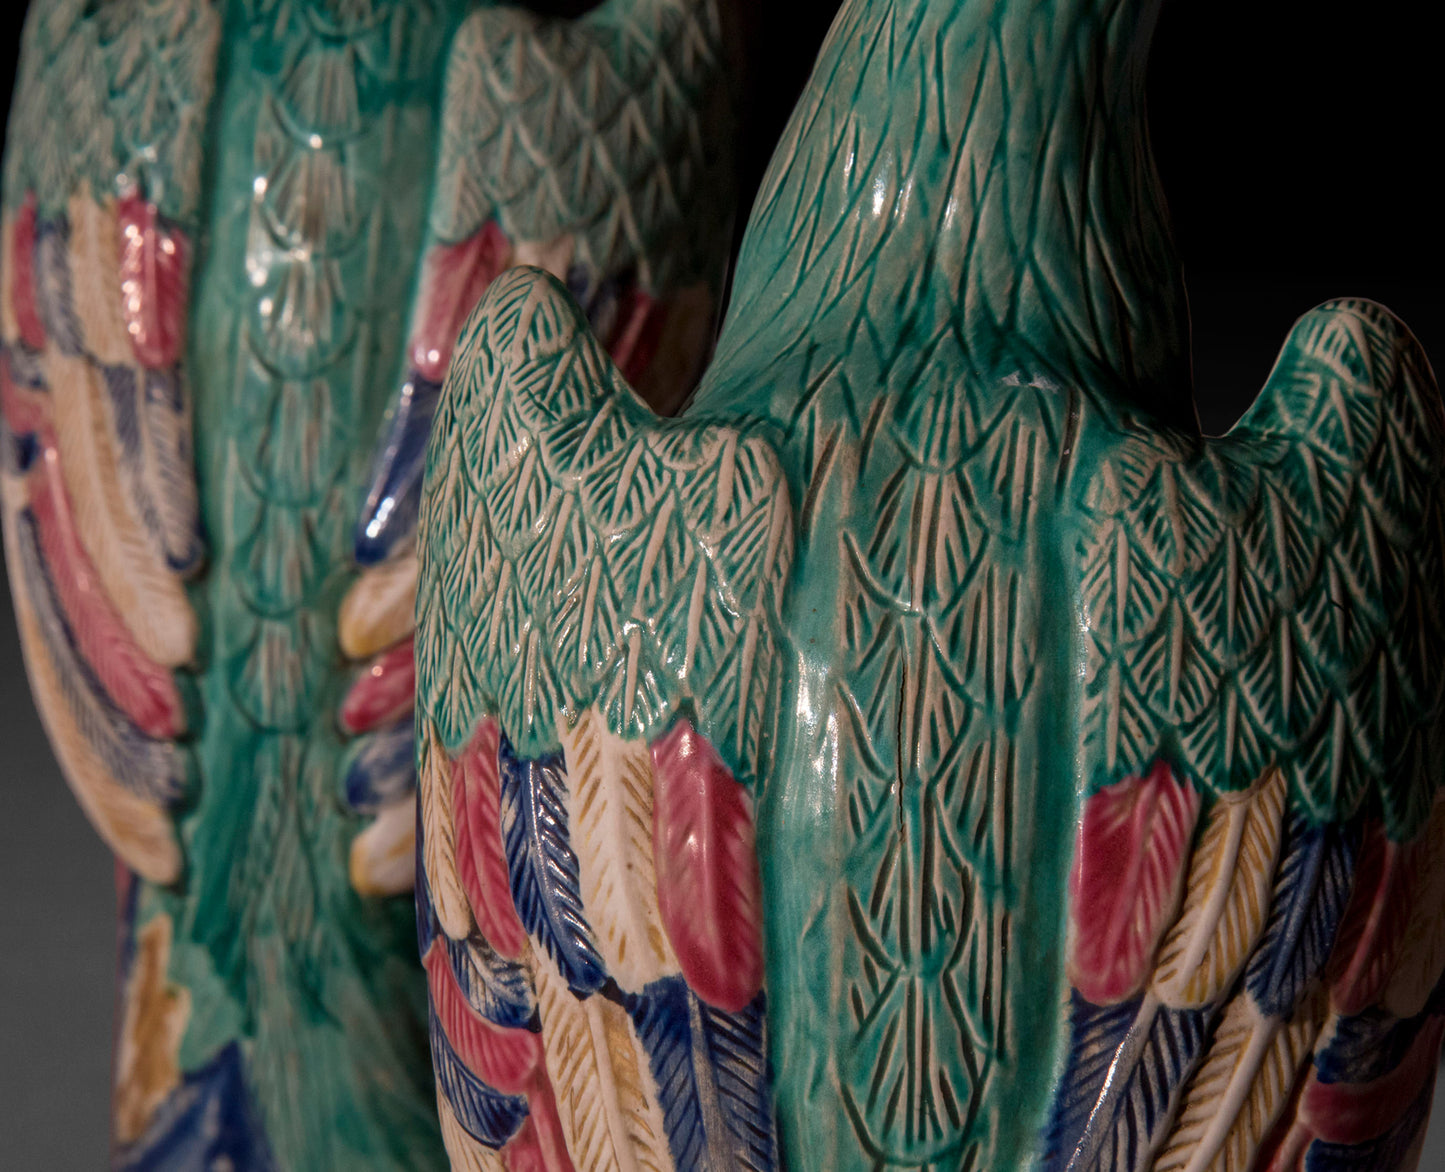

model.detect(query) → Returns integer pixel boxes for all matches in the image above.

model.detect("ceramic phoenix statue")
[407,0,1445,1171]
[1,0,743,1165]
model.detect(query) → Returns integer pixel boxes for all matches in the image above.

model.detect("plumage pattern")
[1069,762,1201,1005]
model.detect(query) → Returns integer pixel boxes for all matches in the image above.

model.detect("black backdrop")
[0,1,1438,1166]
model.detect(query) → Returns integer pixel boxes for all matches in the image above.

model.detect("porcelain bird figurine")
[411,0,1445,1169]
[1,0,740,1165]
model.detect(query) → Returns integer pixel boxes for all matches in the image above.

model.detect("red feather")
[10,193,46,350]
[424,940,543,1095]
[608,287,666,386]
[117,195,189,370]
[650,718,764,1013]
[1328,823,1414,1015]
[1067,760,1201,1004]
[0,350,50,433]
[452,718,528,960]
[502,1096,576,1172]
[339,638,415,734]
[1300,1016,1445,1145]
[410,222,511,383]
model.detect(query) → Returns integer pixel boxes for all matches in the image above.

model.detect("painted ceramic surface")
[0,0,738,1166]
[413,1,1445,1172]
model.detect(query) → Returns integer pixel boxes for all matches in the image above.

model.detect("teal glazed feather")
[413,1,1445,1171]
[2,0,741,1165]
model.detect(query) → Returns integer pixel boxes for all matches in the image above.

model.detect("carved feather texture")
[1302,1016,1445,1147]
[25,423,183,737]
[1069,761,1202,1005]
[1041,993,1143,1170]
[437,1092,507,1172]
[650,717,763,1013]
[443,931,534,1032]
[1152,768,1288,1008]
[532,960,673,1172]
[624,976,776,1172]
[64,190,131,364]
[1244,812,1358,1019]
[453,718,529,961]
[116,195,187,370]
[1152,988,1326,1172]
[43,349,194,665]
[1,490,178,880]
[499,735,607,996]
[562,708,679,993]
[429,1008,530,1150]
[422,719,474,939]
[426,940,546,1098]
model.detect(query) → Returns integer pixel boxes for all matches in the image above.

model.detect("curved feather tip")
[1068,760,1201,1004]
[116,195,188,370]
[650,718,765,1013]
[340,638,416,734]
[454,719,528,961]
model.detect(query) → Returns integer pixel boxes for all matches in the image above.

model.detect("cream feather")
[560,708,679,992]
[340,551,419,659]
[348,797,417,897]
[421,719,474,939]
[1152,767,1288,1008]
[533,959,672,1172]
[437,1090,507,1172]
[65,189,132,366]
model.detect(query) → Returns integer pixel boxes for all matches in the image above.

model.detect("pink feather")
[424,939,544,1094]
[1328,823,1414,1015]
[650,718,764,1013]
[26,424,185,738]
[452,718,528,960]
[10,193,46,350]
[502,1100,576,1172]
[1300,1016,1445,1145]
[1067,760,1201,1004]
[339,638,415,734]
[410,222,511,383]
[117,195,189,370]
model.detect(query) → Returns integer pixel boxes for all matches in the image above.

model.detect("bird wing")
[414,264,791,1169]
[1048,299,1445,1172]
[338,0,738,905]
[1,0,217,882]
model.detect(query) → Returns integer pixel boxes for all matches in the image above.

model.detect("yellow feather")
[560,708,679,992]
[2,494,180,881]
[1152,986,1324,1172]
[1152,767,1288,1008]
[1384,790,1445,1017]
[437,1090,507,1172]
[534,960,673,1172]
[65,189,133,365]
[45,349,196,666]
[339,552,419,659]
[348,797,416,897]
[1,209,17,342]
[420,720,473,939]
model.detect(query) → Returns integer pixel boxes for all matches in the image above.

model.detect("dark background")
[0,1,1439,1166]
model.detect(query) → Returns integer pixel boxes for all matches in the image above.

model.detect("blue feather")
[342,719,416,813]
[1313,1006,1423,1085]
[1041,992,1142,1170]
[497,735,606,995]
[624,976,778,1172]
[15,509,187,803]
[445,932,537,1032]
[34,218,82,357]
[1069,1000,1211,1172]
[428,1008,530,1148]
[113,1042,277,1171]
[1303,1079,1434,1172]
[1244,812,1359,1018]
[142,367,203,573]
[4,341,47,387]
[354,372,439,565]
